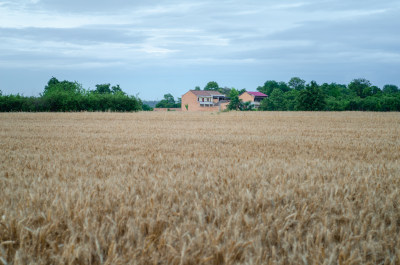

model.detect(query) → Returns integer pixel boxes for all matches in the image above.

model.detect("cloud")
[0,0,399,97]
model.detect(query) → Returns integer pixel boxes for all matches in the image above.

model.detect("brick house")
[181,90,229,111]
[239,91,268,109]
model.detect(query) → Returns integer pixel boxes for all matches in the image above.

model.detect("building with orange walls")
[181,90,229,111]
[239,91,268,109]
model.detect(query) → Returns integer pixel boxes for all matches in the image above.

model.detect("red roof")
[247,91,268,97]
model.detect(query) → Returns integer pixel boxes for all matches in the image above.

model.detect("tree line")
[0,77,145,112]
[196,78,400,111]
[1,77,399,112]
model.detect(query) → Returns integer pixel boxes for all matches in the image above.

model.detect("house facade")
[239,91,268,109]
[181,90,229,111]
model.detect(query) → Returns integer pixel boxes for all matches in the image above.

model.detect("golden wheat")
[0,112,399,264]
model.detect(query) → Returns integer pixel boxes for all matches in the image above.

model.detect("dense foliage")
[155,93,181,108]
[0,77,142,112]
[257,78,400,111]
[196,78,399,112]
[2,77,399,112]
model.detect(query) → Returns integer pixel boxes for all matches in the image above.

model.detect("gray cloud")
[0,0,399,99]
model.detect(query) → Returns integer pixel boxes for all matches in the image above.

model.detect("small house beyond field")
[181,90,229,112]
[181,90,268,111]
[239,91,268,109]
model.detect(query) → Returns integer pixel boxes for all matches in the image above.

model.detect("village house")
[181,90,229,111]
[239,91,268,109]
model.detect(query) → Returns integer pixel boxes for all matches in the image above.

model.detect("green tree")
[142,104,153,111]
[1,77,142,112]
[270,89,286,110]
[383,84,399,94]
[43,78,82,96]
[278,81,290,93]
[44,77,60,93]
[371,86,382,96]
[204,81,219,90]
[259,89,286,111]
[361,96,381,111]
[194,86,201,91]
[296,81,326,111]
[238,88,247,95]
[320,83,348,98]
[288,77,306,90]
[95,83,112,94]
[111,84,124,95]
[227,88,242,110]
[257,80,279,96]
[381,94,400,111]
[155,93,180,108]
[348,78,371,98]
[163,93,175,104]
[283,90,299,110]
[259,98,269,111]
[218,87,231,96]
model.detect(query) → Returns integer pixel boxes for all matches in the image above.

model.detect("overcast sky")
[0,0,399,100]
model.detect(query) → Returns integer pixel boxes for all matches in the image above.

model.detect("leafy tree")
[238,88,247,95]
[111,84,124,95]
[278,81,290,93]
[95,83,112,94]
[155,93,180,108]
[227,88,242,110]
[348,78,371,98]
[44,77,60,93]
[164,93,175,104]
[288,77,306,90]
[383,84,399,94]
[380,94,400,111]
[296,81,326,111]
[0,77,142,112]
[320,83,348,99]
[258,89,286,111]
[142,104,153,111]
[218,87,231,96]
[270,89,286,110]
[371,86,382,96]
[359,96,380,111]
[42,78,82,96]
[194,86,201,91]
[259,98,269,111]
[257,80,279,96]
[204,81,219,90]
[283,90,299,110]
[257,80,289,95]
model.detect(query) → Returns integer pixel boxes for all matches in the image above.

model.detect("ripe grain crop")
[0,112,399,264]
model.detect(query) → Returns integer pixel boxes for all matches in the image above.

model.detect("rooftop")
[247,91,268,97]
[190,90,225,96]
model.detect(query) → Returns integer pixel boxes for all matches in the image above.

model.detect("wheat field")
[0,112,399,264]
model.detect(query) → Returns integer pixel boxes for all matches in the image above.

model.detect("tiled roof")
[247,91,268,97]
[190,90,225,96]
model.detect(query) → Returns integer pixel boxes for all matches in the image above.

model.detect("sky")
[0,0,399,100]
